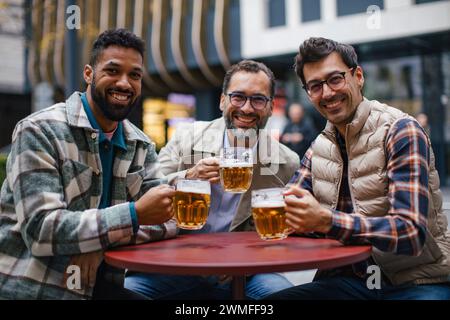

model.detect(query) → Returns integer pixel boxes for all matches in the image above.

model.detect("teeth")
[236,116,254,123]
[111,93,129,101]
[326,100,341,108]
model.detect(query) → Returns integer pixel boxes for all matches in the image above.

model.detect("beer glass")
[251,188,290,241]
[219,147,253,193]
[173,179,211,230]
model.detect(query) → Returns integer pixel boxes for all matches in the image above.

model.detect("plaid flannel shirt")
[0,92,177,299]
[290,118,429,278]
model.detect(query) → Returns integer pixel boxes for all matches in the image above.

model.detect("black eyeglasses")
[227,92,271,110]
[303,68,355,98]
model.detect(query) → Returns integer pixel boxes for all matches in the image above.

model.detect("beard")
[90,75,141,122]
[223,109,269,131]
[223,108,266,144]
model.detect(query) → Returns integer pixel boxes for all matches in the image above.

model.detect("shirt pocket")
[60,160,93,208]
[126,167,146,200]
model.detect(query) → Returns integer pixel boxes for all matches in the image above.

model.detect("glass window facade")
[301,0,321,22]
[268,0,286,27]
[362,56,423,116]
[337,0,384,17]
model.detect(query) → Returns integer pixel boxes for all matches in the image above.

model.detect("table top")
[105,232,371,276]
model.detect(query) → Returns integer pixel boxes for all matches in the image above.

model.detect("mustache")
[232,111,259,119]
[107,88,134,95]
[319,94,346,107]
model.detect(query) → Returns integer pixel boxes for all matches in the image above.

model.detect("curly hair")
[89,29,145,67]
[222,60,276,98]
[294,37,359,85]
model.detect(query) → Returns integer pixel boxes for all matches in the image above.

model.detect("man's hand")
[283,185,333,234]
[135,184,176,225]
[185,157,220,183]
[63,251,103,289]
[290,133,304,143]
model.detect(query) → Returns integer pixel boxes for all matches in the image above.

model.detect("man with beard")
[266,37,450,300]
[0,29,176,300]
[125,60,300,300]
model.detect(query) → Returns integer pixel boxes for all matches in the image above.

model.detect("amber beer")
[174,179,211,230]
[219,147,253,193]
[219,164,253,193]
[251,188,289,240]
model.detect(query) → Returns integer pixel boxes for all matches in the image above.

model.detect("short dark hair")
[89,29,145,67]
[222,60,276,98]
[295,37,359,85]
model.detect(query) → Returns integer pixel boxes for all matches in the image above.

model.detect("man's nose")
[116,74,132,90]
[240,98,254,113]
[321,83,335,99]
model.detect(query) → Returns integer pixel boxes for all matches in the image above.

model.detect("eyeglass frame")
[226,92,272,110]
[303,68,356,97]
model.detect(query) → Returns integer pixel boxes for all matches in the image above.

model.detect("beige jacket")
[158,118,300,231]
[311,98,450,285]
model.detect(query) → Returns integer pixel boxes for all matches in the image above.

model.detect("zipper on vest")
[344,132,357,212]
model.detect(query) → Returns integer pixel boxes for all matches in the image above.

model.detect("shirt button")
[91,133,97,140]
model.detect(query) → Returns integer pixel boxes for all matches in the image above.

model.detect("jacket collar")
[65,91,150,144]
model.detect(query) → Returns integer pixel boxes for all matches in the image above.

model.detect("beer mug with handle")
[251,187,292,241]
[219,147,253,193]
[173,179,211,230]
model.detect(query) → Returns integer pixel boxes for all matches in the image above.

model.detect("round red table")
[105,232,372,299]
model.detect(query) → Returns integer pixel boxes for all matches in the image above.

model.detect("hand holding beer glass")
[219,147,253,193]
[251,188,292,241]
[173,179,211,230]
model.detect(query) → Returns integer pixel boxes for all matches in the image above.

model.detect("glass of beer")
[251,188,290,241]
[219,147,253,193]
[173,179,211,230]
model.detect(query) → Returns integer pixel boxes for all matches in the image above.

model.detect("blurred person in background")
[416,112,430,135]
[280,102,317,158]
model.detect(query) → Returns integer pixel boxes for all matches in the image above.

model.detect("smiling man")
[125,60,300,300]
[266,37,450,300]
[0,29,176,300]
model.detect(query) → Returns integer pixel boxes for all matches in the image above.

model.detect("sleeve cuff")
[327,209,358,242]
[129,202,140,234]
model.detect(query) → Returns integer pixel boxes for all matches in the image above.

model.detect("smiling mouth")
[108,90,132,103]
[321,96,345,110]
[234,114,257,125]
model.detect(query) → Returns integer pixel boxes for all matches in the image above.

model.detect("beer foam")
[252,200,285,208]
[219,162,253,168]
[176,183,211,195]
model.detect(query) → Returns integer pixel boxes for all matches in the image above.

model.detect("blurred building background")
[0,0,449,184]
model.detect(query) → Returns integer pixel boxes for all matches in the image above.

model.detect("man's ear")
[355,66,365,89]
[268,100,273,117]
[83,65,94,85]
[219,94,226,111]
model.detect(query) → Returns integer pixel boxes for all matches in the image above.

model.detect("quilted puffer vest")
[311,98,450,285]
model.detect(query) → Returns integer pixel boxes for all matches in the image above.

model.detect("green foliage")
[0,154,7,186]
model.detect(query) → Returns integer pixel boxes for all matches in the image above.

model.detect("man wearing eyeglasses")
[266,37,450,300]
[124,60,300,300]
